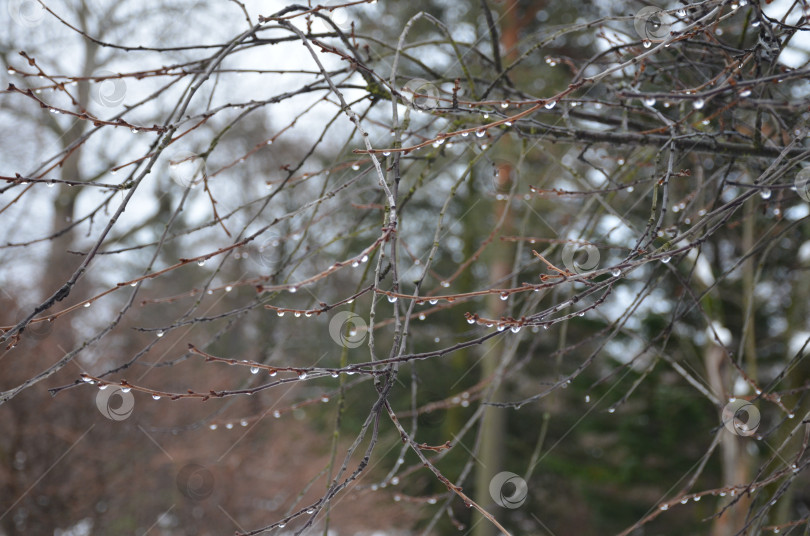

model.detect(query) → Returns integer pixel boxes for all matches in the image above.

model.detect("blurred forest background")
[1,0,810,535]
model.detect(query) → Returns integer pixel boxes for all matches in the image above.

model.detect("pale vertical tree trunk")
[706,345,752,536]
[473,164,512,536]
[43,38,97,348]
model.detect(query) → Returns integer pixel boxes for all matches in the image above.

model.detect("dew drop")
[277,311,285,317]
[306,508,315,515]
[273,410,281,418]
[225,286,233,292]
[289,286,298,293]
[418,314,426,320]
[608,407,616,413]
[461,132,469,137]
[84,302,91,308]
[660,504,668,511]
[585,395,590,403]
[693,99,705,110]
[392,476,400,485]
[241,420,248,426]
[294,312,301,317]
[759,189,772,199]
[467,317,475,325]
[544,101,557,110]
[440,281,450,288]
[298,372,308,380]
[351,164,360,171]
[382,152,391,157]
[612,269,621,277]
[209,424,218,430]
[99,384,108,390]
[500,102,509,109]
[152,395,161,400]
[157,331,164,337]
[387,295,397,303]
[677,8,686,16]
[740,89,752,97]
[361,255,369,263]
[661,256,671,264]
[121,387,131,393]
[269,370,277,377]
[429,299,438,305]
[226,423,233,429]
[643,40,652,48]
[643,97,656,106]
[510,326,521,333]
[250,366,260,374]
[499,293,508,301]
